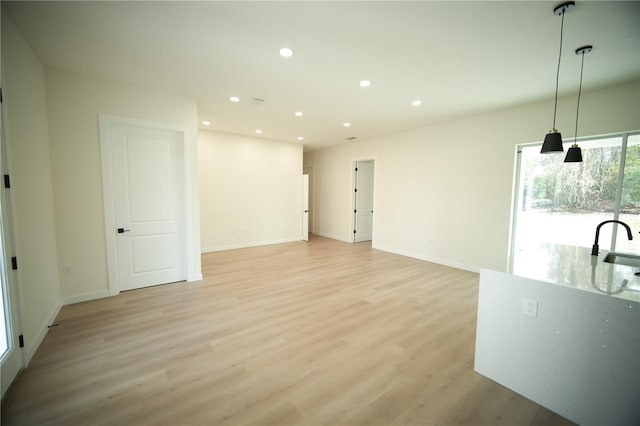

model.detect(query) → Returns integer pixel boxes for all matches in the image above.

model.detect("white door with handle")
[106,120,186,291]
[302,174,309,241]
[354,160,374,243]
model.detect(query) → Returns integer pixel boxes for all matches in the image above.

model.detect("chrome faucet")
[591,220,633,256]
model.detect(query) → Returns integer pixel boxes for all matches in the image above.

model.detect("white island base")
[475,268,639,425]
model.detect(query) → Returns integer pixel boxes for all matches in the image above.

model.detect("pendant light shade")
[564,143,583,162]
[541,1,575,154]
[541,131,564,153]
[564,45,592,163]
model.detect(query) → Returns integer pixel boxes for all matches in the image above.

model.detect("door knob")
[304,210,309,213]
[117,228,130,234]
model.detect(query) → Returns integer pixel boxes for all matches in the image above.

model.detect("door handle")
[304,210,309,213]
[117,228,130,234]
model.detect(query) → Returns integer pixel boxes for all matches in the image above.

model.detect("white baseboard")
[187,273,203,281]
[24,299,62,366]
[63,289,111,305]
[312,231,351,243]
[372,244,480,274]
[201,237,302,253]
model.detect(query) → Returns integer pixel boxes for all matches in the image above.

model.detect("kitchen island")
[475,243,640,426]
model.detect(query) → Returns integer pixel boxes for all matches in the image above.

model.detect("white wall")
[44,68,201,303]
[475,269,640,425]
[199,130,303,251]
[1,14,62,363]
[304,80,640,272]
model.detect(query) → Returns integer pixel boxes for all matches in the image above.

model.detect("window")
[512,132,640,255]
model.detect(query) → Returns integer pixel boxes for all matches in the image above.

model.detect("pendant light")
[564,45,592,163]
[541,1,575,154]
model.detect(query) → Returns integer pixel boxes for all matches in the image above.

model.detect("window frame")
[510,130,640,259]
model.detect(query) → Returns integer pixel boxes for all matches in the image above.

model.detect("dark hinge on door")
[11,256,18,270]
[18,334,24,348]
[353,230,356,234]
[0,87,3,103]
[4,174,10,188]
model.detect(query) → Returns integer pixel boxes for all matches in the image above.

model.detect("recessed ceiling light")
[359,80,371,87]
[202,120,211,126]
[297,136,304,141]
[279,47,294,58]
[411,100,422,106]
[229,96,240,102]
[256,129,263,134]
[343,122,351,127]
[294,111,303,117]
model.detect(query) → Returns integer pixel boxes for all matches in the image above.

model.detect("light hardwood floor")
[2,236,574,426]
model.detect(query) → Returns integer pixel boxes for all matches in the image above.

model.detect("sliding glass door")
[512,132,640,254]
[0,108,23,397]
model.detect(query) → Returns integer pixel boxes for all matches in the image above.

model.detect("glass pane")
[514,137,622,251]
[0,218,7,357]
[0,271,6,358]
[616,134,640,253]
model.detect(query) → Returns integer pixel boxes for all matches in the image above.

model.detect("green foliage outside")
[522,144,640,213]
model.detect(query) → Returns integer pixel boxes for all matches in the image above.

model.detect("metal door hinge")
[4,175,10,188]
[18,334,24,348]
[11,256,17,270]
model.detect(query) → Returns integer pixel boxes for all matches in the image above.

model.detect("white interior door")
[110,123,186,291]
[303,166,314,233]
[354,160,374,243]
[302,174,309,241]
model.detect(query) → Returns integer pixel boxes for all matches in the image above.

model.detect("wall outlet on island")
[522,298,538,318]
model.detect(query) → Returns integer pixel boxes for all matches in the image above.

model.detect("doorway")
[303,165,314,235]
[353,159,375,243]
[302,174,309,241]
[99,116,189,293]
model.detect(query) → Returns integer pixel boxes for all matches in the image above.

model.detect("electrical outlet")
[522,298,538,318]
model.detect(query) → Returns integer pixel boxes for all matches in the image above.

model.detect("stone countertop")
[509,243,640,303]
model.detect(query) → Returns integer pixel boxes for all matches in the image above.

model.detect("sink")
[603,252,640,268]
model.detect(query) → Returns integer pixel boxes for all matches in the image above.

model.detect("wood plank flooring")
[1,236,574,425]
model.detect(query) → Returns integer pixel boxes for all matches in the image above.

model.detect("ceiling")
[3,1,639,151]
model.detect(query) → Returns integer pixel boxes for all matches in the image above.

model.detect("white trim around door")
[351,158,376,243]
[99,115,201,296]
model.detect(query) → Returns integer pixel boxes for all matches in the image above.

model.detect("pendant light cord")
[552,11,565,130]
[574,52,585,144]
